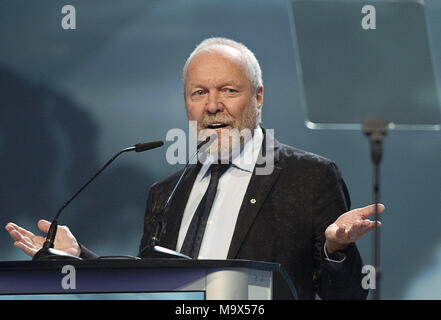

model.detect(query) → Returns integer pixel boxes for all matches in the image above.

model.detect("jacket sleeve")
[312,162,368,300]
[138,183,158,258]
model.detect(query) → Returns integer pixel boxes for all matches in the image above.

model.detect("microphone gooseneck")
[33,140,164,261]
[139,134,217,258]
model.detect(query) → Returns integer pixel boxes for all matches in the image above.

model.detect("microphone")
[33,140,164,261]
[138,134,217,259]
[134,141,164,152]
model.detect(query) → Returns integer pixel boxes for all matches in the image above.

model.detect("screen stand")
[363,118,388,300]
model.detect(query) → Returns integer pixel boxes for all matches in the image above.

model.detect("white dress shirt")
[176,127,264,259]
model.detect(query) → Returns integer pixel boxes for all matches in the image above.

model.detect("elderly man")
[6,37,384,300]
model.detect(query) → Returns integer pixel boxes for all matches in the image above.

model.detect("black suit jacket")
[138,129,367,300]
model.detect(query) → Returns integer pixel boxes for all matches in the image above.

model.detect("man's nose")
[205,91,224,114]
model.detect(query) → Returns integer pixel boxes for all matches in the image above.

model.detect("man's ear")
[255,86,263,123]
[256,86,263,117]
[256,86,263,109]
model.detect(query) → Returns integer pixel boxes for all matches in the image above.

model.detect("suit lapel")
[161,162,201,251]
[228,130,282,259]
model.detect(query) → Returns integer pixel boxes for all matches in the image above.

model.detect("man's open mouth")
[206,123,231,129]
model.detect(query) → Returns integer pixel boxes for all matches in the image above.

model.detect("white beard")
[196,99,259,164]
[196,127,254,164]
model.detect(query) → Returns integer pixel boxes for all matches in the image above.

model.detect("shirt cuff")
[323,242,347,263]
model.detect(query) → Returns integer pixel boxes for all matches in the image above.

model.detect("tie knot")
[210,163,230,179]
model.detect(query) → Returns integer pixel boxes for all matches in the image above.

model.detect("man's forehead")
[186,49,246,83]
[188,79,242,89]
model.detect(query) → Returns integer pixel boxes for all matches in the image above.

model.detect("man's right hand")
[5,220,81,257]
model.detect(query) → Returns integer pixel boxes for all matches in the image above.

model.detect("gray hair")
[182,37,263,94]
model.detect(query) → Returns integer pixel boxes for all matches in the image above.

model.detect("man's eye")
[192,90,205,96]
[224,88,237,93]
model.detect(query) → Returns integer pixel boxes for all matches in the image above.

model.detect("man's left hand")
[325,204,385,254]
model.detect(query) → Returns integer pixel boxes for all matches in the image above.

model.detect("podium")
[0,259,297,300]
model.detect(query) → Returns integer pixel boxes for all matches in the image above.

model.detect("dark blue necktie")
[180,163,230,258]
